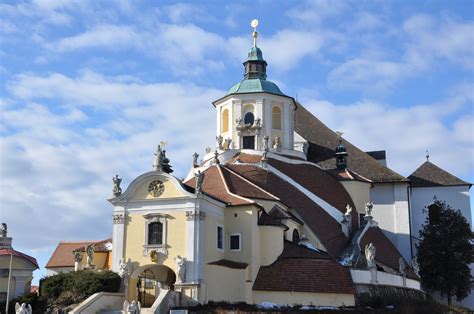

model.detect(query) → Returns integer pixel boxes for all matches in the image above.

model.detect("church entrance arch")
[130,264,176,308]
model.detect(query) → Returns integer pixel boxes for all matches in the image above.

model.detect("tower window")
[148,222,163,245]
[244,112,255,125]
[222,109,229,133]
[272,106,282,130]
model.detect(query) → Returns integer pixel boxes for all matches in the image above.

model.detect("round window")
[244,112,255,125]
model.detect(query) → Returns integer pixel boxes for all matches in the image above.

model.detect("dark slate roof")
[366,150,386,161]
[359,227,418,279]
[253,241,354,294]
[208,259,248,269]
[268,205,304,225]
[408,161,471,187]
[294,103,408,183]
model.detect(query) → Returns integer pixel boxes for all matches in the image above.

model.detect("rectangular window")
[148,222,163,245]
[229,233,241,251]
[217,226,224,250]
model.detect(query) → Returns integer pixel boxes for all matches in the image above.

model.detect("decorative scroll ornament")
[235,117,262,133]
[186,210,206,221]
[113,213,125,224]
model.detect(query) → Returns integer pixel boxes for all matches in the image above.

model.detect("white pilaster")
[264,100,272,143]
[255,98,265,149]
[112,210,126,272]
[283,103,290,149]
[233,100,243,149]
[185,203,206,285]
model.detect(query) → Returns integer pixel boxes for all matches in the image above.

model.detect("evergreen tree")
[416,199,474,305]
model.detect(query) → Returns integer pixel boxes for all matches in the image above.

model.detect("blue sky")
[0,0,473,284]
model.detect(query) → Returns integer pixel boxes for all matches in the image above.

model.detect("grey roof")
[408,161,471,187]
[294,103,408,183]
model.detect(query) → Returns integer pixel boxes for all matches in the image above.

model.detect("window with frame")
[244,112,255,125]
[222,109,229,133]
[229,233,241,251]
[148,222,163,245]
[217,226,224,250]
[272,106,282,130]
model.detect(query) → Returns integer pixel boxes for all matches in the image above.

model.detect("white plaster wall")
[351,269,420,290]
[371,183,411,263]
[410,185,472,309]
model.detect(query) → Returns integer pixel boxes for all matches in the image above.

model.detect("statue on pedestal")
[365,243,376,268]
[174,255,186,283]
[153,145,163,171]
[192,152,199,168]
[216,135,224,150]
[195,171,204,194]
[273,136,282,151]
[365,202,373,217]
[123,300,141,314]
[1,223,7,237]
[86,244,94,267]
[112,175,122,197]
[73,250,83,271]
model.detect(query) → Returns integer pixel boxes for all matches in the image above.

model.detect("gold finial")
[251,19,259,47]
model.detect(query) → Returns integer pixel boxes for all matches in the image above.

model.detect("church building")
[106,21,471,310]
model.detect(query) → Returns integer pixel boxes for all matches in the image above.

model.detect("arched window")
[272,106,282,130]
[244,112,255,125]
[292,229,300,244]
[148,222,163,245]
[222,109,229,133]
[428,204,441,225]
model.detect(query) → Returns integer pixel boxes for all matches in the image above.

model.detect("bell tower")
[213,20,296,153]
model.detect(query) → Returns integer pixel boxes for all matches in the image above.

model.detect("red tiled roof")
[226,164,350,258]
[327,168,373,183]
[0,249,38,269]
[253,242,354,294]
[360,227,418,279]
[184,166,253,206]
[45,239,111,268]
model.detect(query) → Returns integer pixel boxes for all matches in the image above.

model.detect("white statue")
[174,255,186,283]
[273,136,282,150]
[123,300,141,314]
[412,257,420,276]
[365,202,373,217]
[205,146,211,154]
[263,135,269,151]
[365,243,376,268]
[224,138,232,150]
[119,258,132,278]
[15,303,32,314]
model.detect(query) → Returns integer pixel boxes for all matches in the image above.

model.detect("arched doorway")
[131,265,176,308]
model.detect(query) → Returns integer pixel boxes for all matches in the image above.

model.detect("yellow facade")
[130,177,188,201]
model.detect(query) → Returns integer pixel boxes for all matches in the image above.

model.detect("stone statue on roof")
[153,145,163,171]
[216,135,224,150]
[365,202,373,217]
[412,257,420,276]
[195,171,204,194]
[399,257,406,276]
[1,223,7,237]
[365,243,376,268]
[224,138,232,150]
[112,175,122,197]
[192,152,199,168]
[273,136,282,151]
[73,250,83,263]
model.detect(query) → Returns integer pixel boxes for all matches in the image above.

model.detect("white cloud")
[300,85,474,177]
[1,70,223,257]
